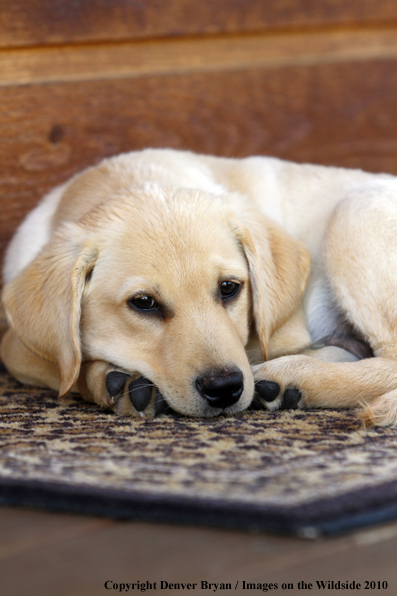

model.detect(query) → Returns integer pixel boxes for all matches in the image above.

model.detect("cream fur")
[2,148,397,424]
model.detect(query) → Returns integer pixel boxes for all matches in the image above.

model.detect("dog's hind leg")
[360,389,397,427]
[326,180,397,425]
[254,180,397,425]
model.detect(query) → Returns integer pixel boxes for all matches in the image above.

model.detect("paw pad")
[282,388,301,410]
[154,389,174,415]
[105,371,130,404]
[255,379,302,411]
[128,377,153,412]
[105,371,173,416]
[255,380,280,402]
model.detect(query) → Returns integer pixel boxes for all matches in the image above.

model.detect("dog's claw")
[105,371,130,404]
[255,380,280,402]
[128,377,153,412]
[282,388,301,409]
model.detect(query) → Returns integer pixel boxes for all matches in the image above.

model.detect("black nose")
[195,369,244,409]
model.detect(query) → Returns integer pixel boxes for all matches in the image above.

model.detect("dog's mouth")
[151,382,245,418]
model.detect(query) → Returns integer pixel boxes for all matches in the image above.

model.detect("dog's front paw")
[78,361,169,417]
[252,356,309,411]
[106,370,156,416]
[254,379,302,411]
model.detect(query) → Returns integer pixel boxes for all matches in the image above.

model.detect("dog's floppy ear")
[2,224,98,396]
[233,212,310,360]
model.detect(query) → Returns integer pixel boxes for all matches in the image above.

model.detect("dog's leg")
[253,355,397,410]
[254,182,397,425]
[0,327,61,391]
[0,330,162,416]
[78,361,164,417]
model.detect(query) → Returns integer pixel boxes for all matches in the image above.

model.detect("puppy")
[1,149,397,425]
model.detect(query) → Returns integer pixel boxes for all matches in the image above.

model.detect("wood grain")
[2,0,397,49]
[1,507,397,596]
[2,57,397,272]
[0,508,110,561]
[2,28,397,88]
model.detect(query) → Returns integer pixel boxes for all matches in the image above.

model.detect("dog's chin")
[182,398,250,419]
[211,403,249,418]
[156,386,252,418]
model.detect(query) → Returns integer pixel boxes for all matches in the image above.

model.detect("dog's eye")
[220,280,240,301]
[128,295,159,312]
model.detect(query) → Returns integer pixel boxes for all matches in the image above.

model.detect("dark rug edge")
[2,475,397,538]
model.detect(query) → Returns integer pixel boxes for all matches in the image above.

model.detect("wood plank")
[0,507,111,561]
[2,27,397,88]
[240,529,397,590]
[0,507,361,596]
[2,0,397,49]
[2,57,397,274]
[1,506,397,596]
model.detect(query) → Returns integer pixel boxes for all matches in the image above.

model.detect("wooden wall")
[2,0,397,326]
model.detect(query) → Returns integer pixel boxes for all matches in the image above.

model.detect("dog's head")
[3,180,309,417]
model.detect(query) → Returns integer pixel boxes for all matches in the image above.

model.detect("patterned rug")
[2,366,397,537]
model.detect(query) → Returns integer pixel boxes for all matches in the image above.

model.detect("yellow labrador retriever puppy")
[1,149,397,425]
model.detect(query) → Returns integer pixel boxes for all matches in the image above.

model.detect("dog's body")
[2,148,397,425]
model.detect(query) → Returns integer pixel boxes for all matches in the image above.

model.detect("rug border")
[2,475,397,537]
[2,366,397,537]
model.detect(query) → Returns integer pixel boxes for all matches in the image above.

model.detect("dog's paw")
[78,361,171,417]
[252,356,308,411]
[254,379,302,411]
[105,370,156,416]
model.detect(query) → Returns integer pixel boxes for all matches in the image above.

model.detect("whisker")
[110,383,155,401]
[106,376,173,415]
[127,383,154,394]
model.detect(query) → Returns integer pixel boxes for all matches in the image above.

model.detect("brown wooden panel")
[2,28,397,88]
[2,58,397,273]
[2,0,397,48]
